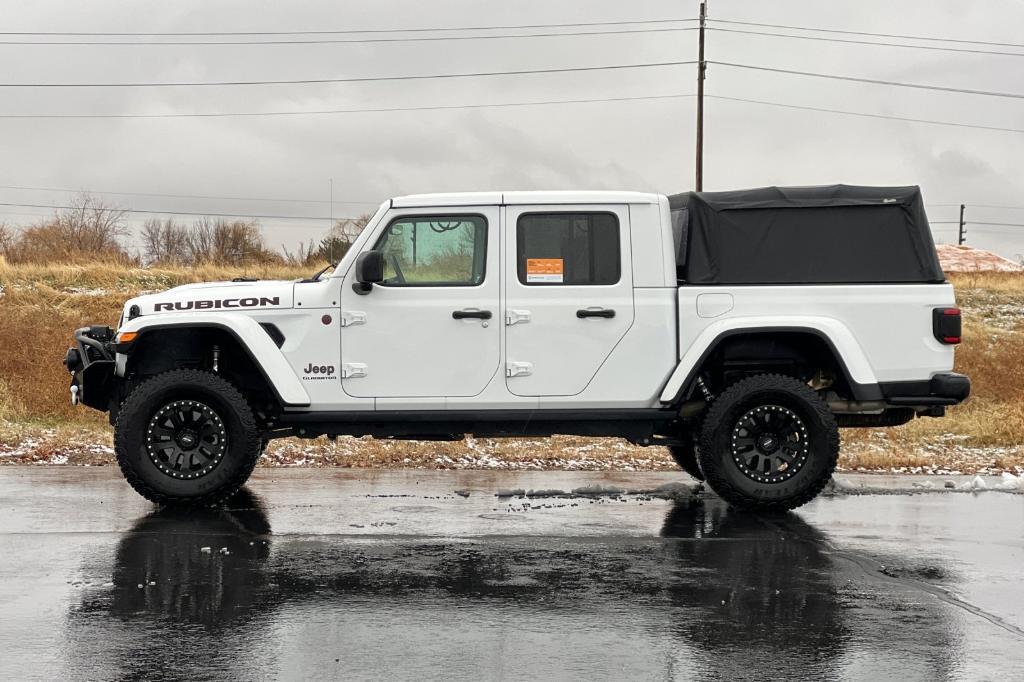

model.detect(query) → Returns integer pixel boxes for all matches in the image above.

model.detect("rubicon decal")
[154,296,280,312]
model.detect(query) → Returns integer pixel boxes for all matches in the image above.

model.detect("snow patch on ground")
[63,286,110,296]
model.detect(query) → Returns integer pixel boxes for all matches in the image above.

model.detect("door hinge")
[505,309,531,326]
[506,361,533,378]
[340,311,367,327]
[341,363,368,379]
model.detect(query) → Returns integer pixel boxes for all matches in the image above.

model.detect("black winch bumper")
[63,326,117,412]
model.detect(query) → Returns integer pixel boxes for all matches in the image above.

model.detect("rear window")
[516,213,620,286]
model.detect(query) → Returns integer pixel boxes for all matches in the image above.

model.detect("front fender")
[658,316,878,404]
[116,313,310,406]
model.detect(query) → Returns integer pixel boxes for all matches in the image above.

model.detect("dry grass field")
[1,259,1022,474]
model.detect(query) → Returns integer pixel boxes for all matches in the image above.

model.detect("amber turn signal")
[115,331,139,344]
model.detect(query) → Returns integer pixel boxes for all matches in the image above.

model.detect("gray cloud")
[0,0,1022,258]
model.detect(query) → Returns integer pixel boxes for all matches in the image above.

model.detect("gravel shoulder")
[2,425,1022,476]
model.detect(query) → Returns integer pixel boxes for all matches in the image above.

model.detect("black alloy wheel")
[146,399,229,480]
[729,404,809,485]
[114,369,262,507]
[698,373,839,512]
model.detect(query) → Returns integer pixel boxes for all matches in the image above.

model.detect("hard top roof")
[390,190,663,208]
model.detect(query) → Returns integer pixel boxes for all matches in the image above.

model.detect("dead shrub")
[3,194,132,264]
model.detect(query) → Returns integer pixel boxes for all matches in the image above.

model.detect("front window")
[374,215,487,286]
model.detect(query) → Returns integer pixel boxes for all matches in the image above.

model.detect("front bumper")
[881,372,971,407]
[64,326,116,412]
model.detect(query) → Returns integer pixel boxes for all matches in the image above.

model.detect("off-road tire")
[697,373,839,512]
[114,369,262,507]
[669,439,705,481]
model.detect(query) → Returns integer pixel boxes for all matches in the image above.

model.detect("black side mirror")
[353,250,384,294]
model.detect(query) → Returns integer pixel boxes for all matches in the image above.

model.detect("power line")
[0,18,696,37]
[0,60,695,88]
[712,18,1024,49]
[0,184,377,205]
[706,94,1024,134]
[0,26,697,46]
[0,201,337,222]
[932,203,1024,210]
[0,92,695,119]
[711,61,1024,99]
[708,26,1024,58]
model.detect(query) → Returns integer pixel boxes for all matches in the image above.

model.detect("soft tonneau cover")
[667,184,945,284]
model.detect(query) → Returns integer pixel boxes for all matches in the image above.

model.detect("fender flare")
[115,313,311,407]
[659,317,881,405]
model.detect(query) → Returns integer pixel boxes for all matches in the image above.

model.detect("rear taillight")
[933,307,962,344]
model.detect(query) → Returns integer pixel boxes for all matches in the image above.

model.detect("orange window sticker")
[526,258,564,283]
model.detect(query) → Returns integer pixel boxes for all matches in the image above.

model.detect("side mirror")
[353,250,384,294]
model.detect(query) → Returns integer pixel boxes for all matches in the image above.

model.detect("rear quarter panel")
[662,283,957,401]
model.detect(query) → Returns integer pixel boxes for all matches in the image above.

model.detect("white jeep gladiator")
[64,185,969,511]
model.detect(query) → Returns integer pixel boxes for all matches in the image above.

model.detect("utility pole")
[958,203,966,245]
[695,0,707,191]
[329,178,335,263]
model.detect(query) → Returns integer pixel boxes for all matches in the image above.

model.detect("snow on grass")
[3,425,1024,476]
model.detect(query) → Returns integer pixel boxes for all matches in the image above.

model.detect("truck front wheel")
[697,374,839,512]
[114,369,263,507]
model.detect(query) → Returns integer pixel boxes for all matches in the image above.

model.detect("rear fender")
[659,316,878,404]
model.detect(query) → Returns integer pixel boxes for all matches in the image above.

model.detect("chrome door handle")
[576,308,615,319]
[452,309,492,320]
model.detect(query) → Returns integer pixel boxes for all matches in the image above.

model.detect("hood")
[121,280,295,323]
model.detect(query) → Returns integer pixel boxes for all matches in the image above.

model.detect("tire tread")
[697,373,839,512]
[114,369,261,507]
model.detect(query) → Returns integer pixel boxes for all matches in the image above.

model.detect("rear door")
[503,205,634,396]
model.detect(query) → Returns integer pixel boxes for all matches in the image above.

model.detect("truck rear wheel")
[697,374,839,512]
[668,440,704,481]
[114,369,262,507]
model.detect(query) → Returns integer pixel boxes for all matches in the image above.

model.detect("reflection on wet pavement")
[1,468,1022,680]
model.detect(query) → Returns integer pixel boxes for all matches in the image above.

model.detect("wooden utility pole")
[958,203,966,245]
[695,0,707,191]
[329,178,335,263]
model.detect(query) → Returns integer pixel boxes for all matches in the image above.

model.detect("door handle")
[452,309,492,320]
[576,308,615,319]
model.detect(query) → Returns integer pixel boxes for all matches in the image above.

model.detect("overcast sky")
[1,0,1023,259]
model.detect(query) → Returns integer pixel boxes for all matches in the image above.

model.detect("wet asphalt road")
[1,468,1023,681]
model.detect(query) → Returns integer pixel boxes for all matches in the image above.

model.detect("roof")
[668,184,924,211]
[672,184,945,284]
[390,190,663,208]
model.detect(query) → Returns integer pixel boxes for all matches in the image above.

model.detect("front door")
[504,205,634,396]
[340,207,500,399]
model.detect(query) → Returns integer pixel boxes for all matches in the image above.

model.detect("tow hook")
[70,384,80,406]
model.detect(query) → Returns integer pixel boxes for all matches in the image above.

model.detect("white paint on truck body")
[660,283,957,403]
[111,190,959,414]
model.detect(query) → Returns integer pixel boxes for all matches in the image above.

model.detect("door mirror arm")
[353,250,385,295]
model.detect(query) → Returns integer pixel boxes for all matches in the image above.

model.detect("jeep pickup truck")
[64,185,970,511]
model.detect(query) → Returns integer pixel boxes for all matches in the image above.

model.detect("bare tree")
[0,223,13,258]
[318,214,371,263]
[141,218,189,264]
[4,193,131,263]
[185,218,278,265]
[281,239,320,266]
